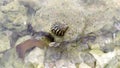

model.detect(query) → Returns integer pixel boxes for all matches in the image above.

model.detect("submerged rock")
[90,49,116,68]
[0,32,10,53]
[80,52,96,68]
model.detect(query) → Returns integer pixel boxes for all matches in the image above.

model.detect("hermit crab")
[51,22,69,36]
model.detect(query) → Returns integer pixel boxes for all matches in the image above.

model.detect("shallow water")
[0,0,120,68]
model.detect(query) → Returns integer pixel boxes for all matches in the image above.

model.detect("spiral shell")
[51,22,69,36]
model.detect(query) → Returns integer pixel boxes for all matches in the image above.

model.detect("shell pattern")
[51,22,69,36]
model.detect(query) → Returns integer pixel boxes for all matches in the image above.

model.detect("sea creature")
[48,33,96,48]
[51,22,69,36]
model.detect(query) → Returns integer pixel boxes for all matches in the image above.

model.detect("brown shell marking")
[51,23,69,36]
[16,39,47,60]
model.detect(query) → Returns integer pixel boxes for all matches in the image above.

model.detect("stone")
[0,32,10,52]
[25,47,45,68]
[79,63,92,68]
[90,49,116,68]
[80,52,96,68]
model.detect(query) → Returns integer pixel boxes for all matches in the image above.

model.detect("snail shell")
[51,23,69,36]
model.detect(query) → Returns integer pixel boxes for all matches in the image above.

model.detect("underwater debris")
[16,39,47,60]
